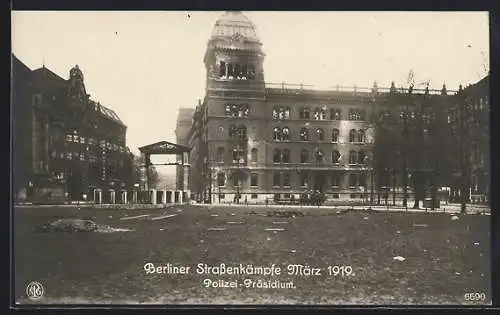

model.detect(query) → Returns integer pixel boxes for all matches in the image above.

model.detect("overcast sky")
[12,11,489,173]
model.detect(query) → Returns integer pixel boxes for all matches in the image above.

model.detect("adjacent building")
[184,11,491,205]
[12,55,135,202]
[447,75,490,204]
[175,107,195,190]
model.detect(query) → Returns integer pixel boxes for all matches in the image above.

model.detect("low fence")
[92,189,190,205]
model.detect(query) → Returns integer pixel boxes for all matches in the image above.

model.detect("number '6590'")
[464,293,486,301]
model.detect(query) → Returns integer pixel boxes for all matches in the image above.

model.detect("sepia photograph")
[11,10,491,305]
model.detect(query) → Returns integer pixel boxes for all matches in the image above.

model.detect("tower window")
[219,61,226,78]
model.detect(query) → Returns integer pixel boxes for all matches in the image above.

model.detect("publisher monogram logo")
[26,281,44,300]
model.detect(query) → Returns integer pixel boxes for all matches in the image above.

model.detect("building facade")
[185,12,487,205]
[12,55,135,202]
[447,76,490,204]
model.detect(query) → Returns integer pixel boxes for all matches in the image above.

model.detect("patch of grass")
[14,206,491,305]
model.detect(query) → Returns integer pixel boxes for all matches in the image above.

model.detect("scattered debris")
[393,256,406,261]
[455,272,461,275]
[396,230,401,234]
[159,228,164,231]
[96,226,134,233]
[413,224,428,227]
[363,216,369,220]
[108,216,113,219]
[151,214,178,221]
[451,215,459,220]
[267,210,303,218]
[272,221,289,224]
[210,214,219,217]
[423,249,428,252]
[120,214,150,221]
[35,219,98,233]
[266,237,272,241]
[200,240,204,243]
[207,228,226,231]
[226,221,243,224]
[265,228,285,231]
[290,250,297,253]
[231,213,235,216]
[474,242,480,246]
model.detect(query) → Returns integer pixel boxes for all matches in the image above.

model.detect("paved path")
[194,203,490,215]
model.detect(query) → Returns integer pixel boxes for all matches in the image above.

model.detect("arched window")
[238,104,249,117]
[219,61,226,78]
[300,128,309,141]
[282,127,290,141]
[273,106,291,120]
[273,149,281,163]
[299,107,310,119]
[349,129,357,143]
[316,149,324,163]
[358,151,366,164]
[282,149,290,163]
[300,149,309,163]
[332,128,339,143]
[349,150,358,164]
[316,128,324,141]
[251,148,258,162]
[332,150,341,164]
[217,147,225,163]
[357,130,365,143]
[273,127,281,141]
[217,172,226,186]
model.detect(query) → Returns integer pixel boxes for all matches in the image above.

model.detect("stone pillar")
[186,189,191,202]
[150,189,157,205]
[170,190,175,203]
[179,190,183,204]
[122,191,127,204]
[133,190,138,203]
[162,190,167,204]
[110,189,116,204]
[94,189,102,204]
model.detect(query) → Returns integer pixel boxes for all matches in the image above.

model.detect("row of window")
[215,172,367,188]
[274,127,366,143]
[225,104,250,118]
[217,193,368,200]
[216,147,367,165]
[219,62,256,80]
[51,150,126,167]
[64,134,126,153]
[273,106,366,121]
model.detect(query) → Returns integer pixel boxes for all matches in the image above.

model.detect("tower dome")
[210,11,260,43]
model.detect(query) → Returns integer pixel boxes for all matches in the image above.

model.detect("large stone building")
[185,12,487,205]
[12,55,135,202]
[447,75,490,204]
